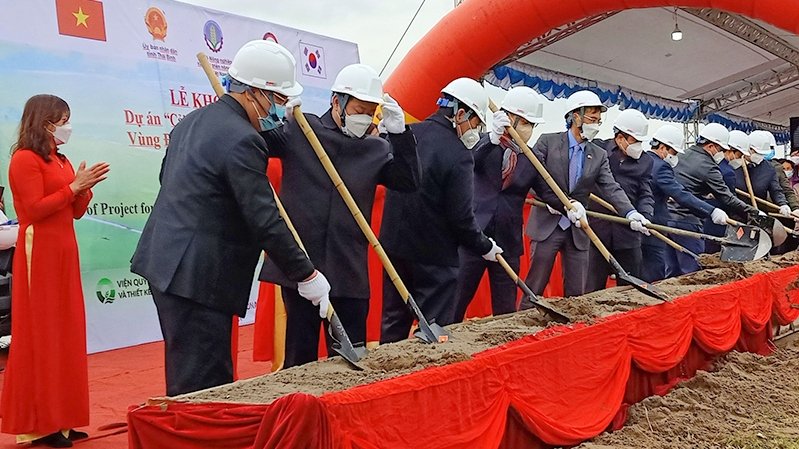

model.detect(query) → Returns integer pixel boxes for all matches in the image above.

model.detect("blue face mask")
[764,148,775,161]
[252,91,286,132]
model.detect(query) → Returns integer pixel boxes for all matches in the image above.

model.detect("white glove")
[379,94,405,134]
[286,97,302,111]
[489,110,511,145]
[297,270,331,308]
[627,211,651,236]
[546,204,562,216]
[779,204,792,217]
[482,237,503,262]
[317,296,331,320]
[758,210,768,217]
[566,200,586,228]
[711,208,729,225]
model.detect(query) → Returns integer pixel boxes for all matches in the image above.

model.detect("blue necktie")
[559,144,583,230]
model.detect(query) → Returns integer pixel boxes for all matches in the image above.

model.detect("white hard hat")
[650,125,685,154]
[699,123,730,150]
[228,40,302,97]
[441,78,488,124]
[331,64,384,104]
[500,86,545,124]
[564,90,607,117]
[727,130,751,156]
[750,130,775,155]
[613,109,648,142]
[0,225,17,251]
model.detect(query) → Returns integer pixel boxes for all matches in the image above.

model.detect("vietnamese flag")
[55,0,106,41]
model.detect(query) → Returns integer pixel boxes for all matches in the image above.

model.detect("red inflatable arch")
[386,0,799,121]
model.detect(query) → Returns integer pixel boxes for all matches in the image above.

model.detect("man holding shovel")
[259,63,420,367]
[643,125,727,282]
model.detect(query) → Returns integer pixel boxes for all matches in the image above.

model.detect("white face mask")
[515,122,533,143]
[625,141,643,160]
[342,113,373,139]
[729,158,744,169]
[51,122,72,145]
[580,123,601,141]
[749,153,764,165]
[712,151,725,164]
[665,153,679,168]
[786,170,794,178]
[460,128,480,150]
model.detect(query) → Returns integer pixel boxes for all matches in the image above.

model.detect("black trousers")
[585,245,642,293]
[640,243,667,283]
[152,288,233,397]
[282,288,368,369]
[380,254,458,344]
[524,226,587,297]
[453,248,518,323]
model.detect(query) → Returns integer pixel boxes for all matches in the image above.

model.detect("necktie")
[559,144,583,230]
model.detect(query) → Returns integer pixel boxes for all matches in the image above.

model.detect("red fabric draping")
[129,265,799,449]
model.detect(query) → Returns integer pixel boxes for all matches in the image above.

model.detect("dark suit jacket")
[131,95,314,317]
[381,113,492,266]
[588,140,654,250]
[258,110,419,299]
[511,131,634,251]
[469,135,527,257]
[734,161,787,207]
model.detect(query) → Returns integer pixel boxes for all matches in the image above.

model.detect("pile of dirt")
[577,337,799,449]
[178,253,798,405]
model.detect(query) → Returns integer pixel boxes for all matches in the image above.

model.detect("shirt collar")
[567,130,585,151]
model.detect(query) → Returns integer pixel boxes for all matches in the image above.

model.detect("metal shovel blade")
[608,255,670,302]
[749,214,787,247]
[407,294,450,343]
[327,312,367,370]
[720,223,772,262]
[516,281,572,323]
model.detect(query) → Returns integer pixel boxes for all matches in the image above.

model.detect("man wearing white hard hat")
[585,108,655,293]
[380,77,502,343]
[512,90,644,297]
[452,86,545,322]
[666,123,758,276]
[733,130,790,217]
[643,125,725,281]
[132,40,330,395]
[259,63,419,367]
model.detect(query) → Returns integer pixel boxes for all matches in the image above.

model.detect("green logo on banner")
[96,277,116,304]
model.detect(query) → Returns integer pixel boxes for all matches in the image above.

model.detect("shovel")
[560,205,771,262]
[734,188,797,245]
[495,254,572,323]
[588,193,700,262]
[197,53,367,368]
[489,101,669,302]
[291,107,449,344]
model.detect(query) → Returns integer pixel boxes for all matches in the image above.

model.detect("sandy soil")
[578,337,799,449]
[177,252,799,406]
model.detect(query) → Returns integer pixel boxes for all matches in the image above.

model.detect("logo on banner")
[300,42,326,79]
[55,0,107,42]
[96,278,116,304]
[203,20,223,53]
[263,32,278,43]
[144,7,168,41]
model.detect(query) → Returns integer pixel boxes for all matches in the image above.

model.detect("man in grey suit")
[510,90,650,297]
[131,41,330,396]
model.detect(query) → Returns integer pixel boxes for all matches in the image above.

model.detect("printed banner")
[0,0,359,353]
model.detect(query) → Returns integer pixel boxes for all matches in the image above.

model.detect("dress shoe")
[67,429,88,441]
[33,432,73,448]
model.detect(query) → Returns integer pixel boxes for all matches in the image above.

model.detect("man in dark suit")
[259,64,419,367]
[131,41,330,396]
[380,78,503,343]
[734,130,789,216]
[453,86,545,322]
[667,123,759,276]
[511,90,649,297]
[585,109,654,293]
[643,125,725,282]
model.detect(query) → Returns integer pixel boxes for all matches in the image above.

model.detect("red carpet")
[0,324,271,448]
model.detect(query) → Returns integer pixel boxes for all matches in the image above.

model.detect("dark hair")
[11,94,70,162]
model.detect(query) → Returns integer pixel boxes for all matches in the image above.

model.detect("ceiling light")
[672,23,683,41]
